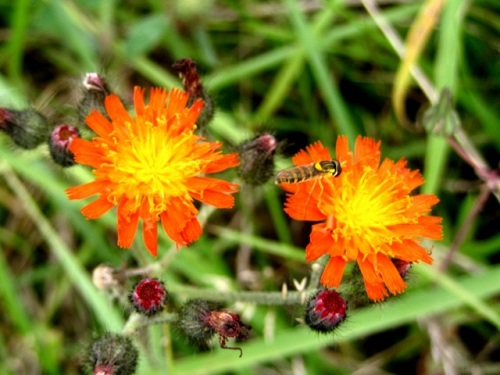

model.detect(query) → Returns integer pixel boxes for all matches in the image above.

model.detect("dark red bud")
[305,289,347,334]
[392,258,412,279]
[129,278,168,316]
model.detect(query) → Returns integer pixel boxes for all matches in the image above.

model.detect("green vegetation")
[0,0,499,374]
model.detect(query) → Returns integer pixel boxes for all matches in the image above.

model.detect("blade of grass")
[423,0,464,194]
[0,163,124,331]
[284,0,357,141]
[392,0,446,125]
[7,0,30,89]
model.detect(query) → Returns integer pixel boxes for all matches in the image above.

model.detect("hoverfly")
[274,160,341,185]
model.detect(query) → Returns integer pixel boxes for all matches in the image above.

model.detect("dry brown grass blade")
[392,0,447,126]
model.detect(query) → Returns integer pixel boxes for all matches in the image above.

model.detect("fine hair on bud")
[178,299,222,344]
[0,108,50,149]
[86,332,138,375]
[236,133,278,186]
[78,72,110,125]
[178,299,252,357]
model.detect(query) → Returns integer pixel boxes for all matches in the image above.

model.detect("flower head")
[66,87,239,256]
[279,136,442,301]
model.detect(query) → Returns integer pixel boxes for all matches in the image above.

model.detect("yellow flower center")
[325,168,412,253]
[102,118,204,212]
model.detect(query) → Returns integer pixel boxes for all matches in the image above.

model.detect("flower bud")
[172,58,214,128]
[235,133,277,186]
[129,278,168,316]
[78,73,110,125]
[87,332,138,375]
[178,299,251,357]
[49,124,80,167]
[0,108,50,149]
[304,289,347,334]
[392,258,412,280]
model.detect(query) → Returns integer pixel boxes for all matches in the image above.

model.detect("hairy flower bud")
[304,289,347,334]
[172,58,214,128]
[0,108,50,149]
[178,299,251,357]
[49,124,80,167]
[87,332,138,375]
[78,73,110,125]
[236,133,277,186]
[129,278,168,316]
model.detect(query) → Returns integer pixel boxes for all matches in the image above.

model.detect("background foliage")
[0,0,499,374]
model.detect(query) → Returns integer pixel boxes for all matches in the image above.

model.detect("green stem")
[169,284,308,305]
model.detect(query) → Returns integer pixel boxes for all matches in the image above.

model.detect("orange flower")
[66,87,239,256]
[280,136,442,301]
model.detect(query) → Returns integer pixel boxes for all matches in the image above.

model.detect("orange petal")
[150,87,169,114]
[66,180,110,200]
[335,135,351,165]
[133,86,146,116]
[142,218,158,257]
[357,255,388,301]
[188,176,238,208]
[354,136,381,169]
[283,183,326,221]
[205,153,240,173]
[105,94,133,124]
[410,194,440,216]
[179,217,202,244]
[160,198,198,246]
[292,141,331,165]
[85,111,113,137]
[305,223,333,262]
[80,196,114,219]
[319,256,346,288]
[116,199,140,248]
[376,254,407,296]
[390,240,433,264]
[389,215,443,240]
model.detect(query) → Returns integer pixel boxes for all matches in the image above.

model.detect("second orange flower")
[278,136,442,301]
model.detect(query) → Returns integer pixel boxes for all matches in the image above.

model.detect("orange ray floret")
[66,86,239,256]
[280,136,442,301]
